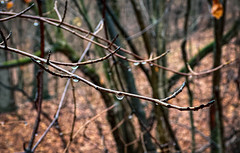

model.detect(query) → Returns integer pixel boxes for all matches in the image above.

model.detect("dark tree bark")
[210,0,226,153]
[169,19,240,90]
[180,0,195,152]
[0,50,16,112]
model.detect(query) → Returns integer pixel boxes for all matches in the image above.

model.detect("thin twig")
[0,29,7,48]
[187,59,236,76]
[31,58,71,78]
[126,4,170,40]
[46,50,51,64]
[50,46,120,66]
[63,79,77,153]
[140,132,147,153]
[54,1,62,21]
[26,1,45,151]
[59,0,68,27]
[0,12,191,76]
[0,31,11,45]
[30,20,104,152]
[161,81,186,102]
[0,12,232,77]
[0,3,34,22]
[0,44,215,111]
[25,70,43,152]
[109,118,125,134]
[72,104,116,139]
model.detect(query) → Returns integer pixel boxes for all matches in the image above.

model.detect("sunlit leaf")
[211,0,223,19]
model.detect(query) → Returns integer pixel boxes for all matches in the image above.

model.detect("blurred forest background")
[0,0,239,152]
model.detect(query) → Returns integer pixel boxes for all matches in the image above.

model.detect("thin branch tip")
[209,100,215,104]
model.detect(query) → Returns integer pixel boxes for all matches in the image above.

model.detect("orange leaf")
[6,1,14,10]
[213,0,219,4]
[211,1,223,19]
[24,0,32,4]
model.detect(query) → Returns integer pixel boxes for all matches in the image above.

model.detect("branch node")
[46,50,52,64]
[0,29,8,49]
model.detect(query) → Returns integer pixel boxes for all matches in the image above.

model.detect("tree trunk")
[0,50,16,112]
[181,0,195,152]
[97,1,156,152]
[210,1,226,153]
[153,0,169,146]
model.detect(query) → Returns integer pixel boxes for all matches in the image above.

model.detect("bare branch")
[0,3,34,22]
[50,46,120,66]
[31,58,71,78]
[59,0,68,27]
[46,50,51,64]
[54,0,68,27]
[0,29,7,48]
[0,12,232,77]
[0,44,215,111]
[54,1,62,21]
[187,59,237,76]
[72,104,116,139]
[45,60,216,111]
[161,81,186,102]
[0,31,11,46]
[31,20,104,152]
[63,79,77,153]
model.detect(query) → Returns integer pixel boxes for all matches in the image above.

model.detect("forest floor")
[0,25,239,153]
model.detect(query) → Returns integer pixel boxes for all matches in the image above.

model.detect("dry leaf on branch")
[211,0,223,19]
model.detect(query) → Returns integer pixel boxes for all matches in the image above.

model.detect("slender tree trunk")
[153,0,169,146]
[130,0,181,151]
[169,18,240,89]
[181,0,195,152]
[0,50,16,112]
[97,1,156,152]
[210,1,226,153]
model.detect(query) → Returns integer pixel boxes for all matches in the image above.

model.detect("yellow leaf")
[211,1,223,19]
[72,17,82,27]
[100,77,105,84]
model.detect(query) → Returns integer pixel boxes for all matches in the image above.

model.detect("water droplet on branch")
[71,66,78,70]
[73,79,79,82]
[189,75,193,80]
[33,20,39,26]
[141,61,146,65]
[116,92,124,100]
[133,62,139,66]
